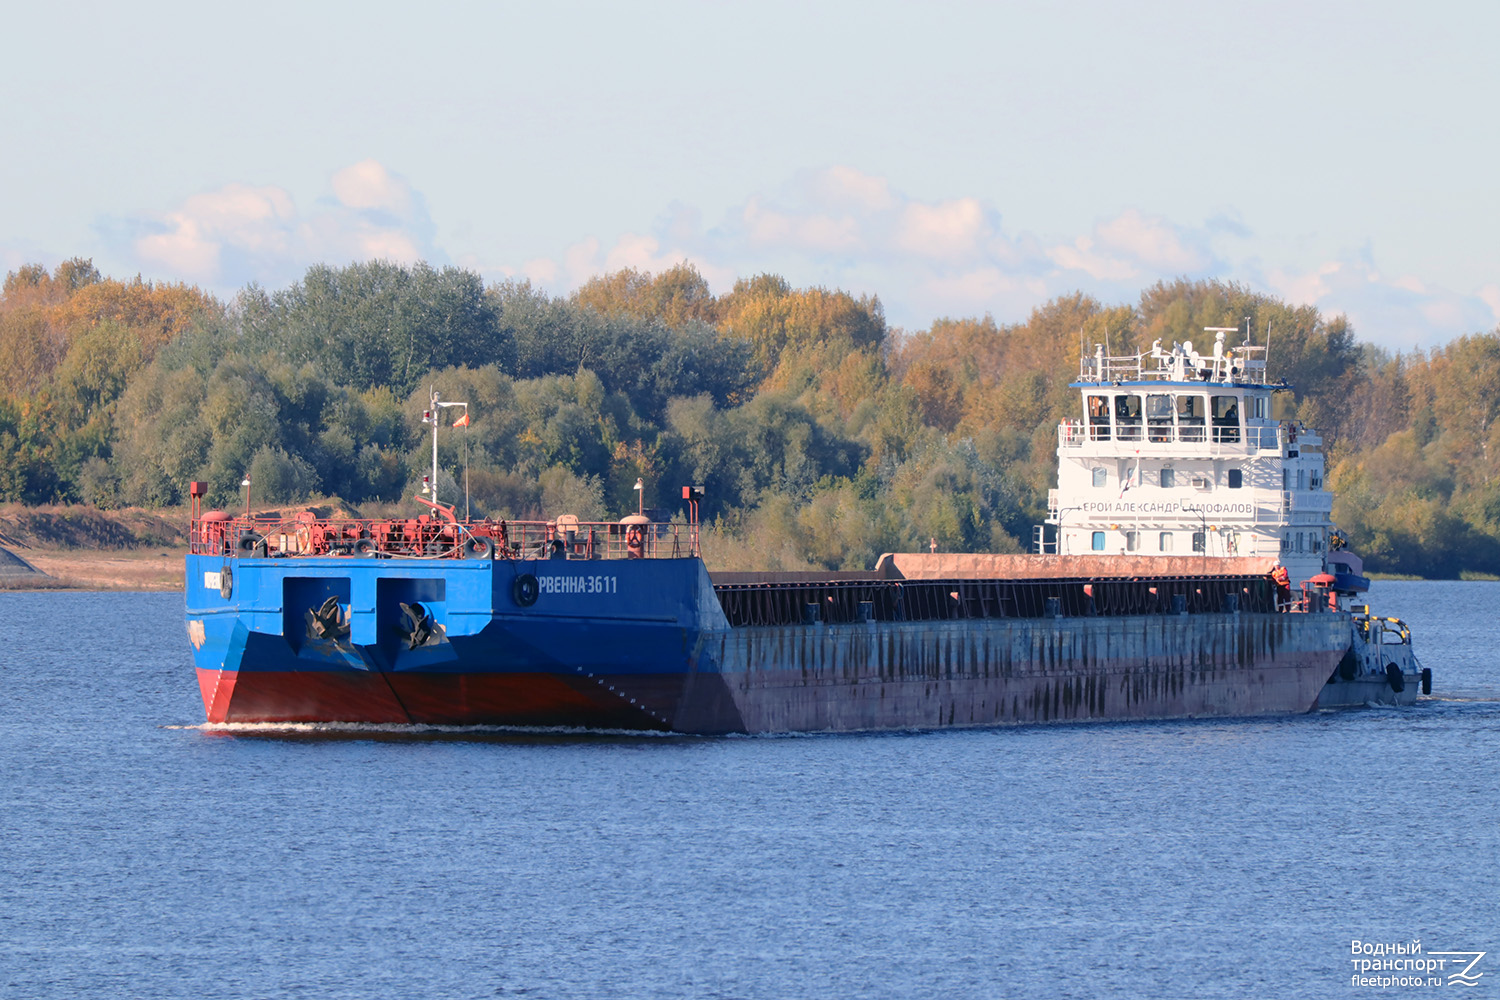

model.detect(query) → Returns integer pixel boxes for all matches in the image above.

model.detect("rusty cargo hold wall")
[710,574,1276,627]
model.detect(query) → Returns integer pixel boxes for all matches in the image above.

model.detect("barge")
[184,328,1394,732]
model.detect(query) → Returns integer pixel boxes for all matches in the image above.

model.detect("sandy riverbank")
[1,547,183,591]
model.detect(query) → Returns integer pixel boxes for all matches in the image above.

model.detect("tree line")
[2,257,1498,576]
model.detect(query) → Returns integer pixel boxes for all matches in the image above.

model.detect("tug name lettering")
[1077,501,1255,517]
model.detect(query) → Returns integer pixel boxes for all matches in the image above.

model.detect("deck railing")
[191,513,696,561]
[1060,420,1282,450]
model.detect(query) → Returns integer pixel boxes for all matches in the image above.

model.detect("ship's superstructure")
[1039,326,1426,706]
[1041,328,1331,586]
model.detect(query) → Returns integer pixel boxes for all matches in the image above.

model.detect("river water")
[1,582,1496,999]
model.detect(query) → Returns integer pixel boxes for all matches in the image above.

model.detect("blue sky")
[3,0,1496,349]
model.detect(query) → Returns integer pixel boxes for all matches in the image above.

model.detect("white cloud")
[330,160,413,217]
[1047,210,1214,283]
[815,165,895,212]
[106,160,1500,350]
[122,161,434,292]
[1265,252,1499,349]
[895,199,989,260]
[1047,236,1140,282]
[1264,260,1344,306]
[519,169,1486,344]
[1094,209,1210,272]
[135,183,297,281]
[742,198,862,254]
[1479,284,1500,322]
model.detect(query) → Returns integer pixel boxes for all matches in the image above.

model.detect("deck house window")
[1092,467,1108,488]
[1146,394,1174,442]
[1125,531,1139,552]
[1160,468,1175,489]
[1087,395,1111,440]
[1114,394,1143,441]
[1192,531,1206,552]
[1092,531,1106,551]
[1211,395,1241,443]
[1176,395,1206,442]
[1159,531,1173,552]
[1228,468,1243,488]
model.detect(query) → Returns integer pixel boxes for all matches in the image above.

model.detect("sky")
[2,0,1497,350]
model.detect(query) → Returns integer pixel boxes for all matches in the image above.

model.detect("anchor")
[305,596,350,641]
[397,601,442,650]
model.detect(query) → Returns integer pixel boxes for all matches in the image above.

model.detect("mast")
[423,388,469,508]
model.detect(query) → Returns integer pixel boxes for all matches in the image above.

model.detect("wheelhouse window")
[1092,531,1106,551]
[1249,395,1268,420]
[1176,394,1206,442]
[1211,395,1241,443]
[1086,395,1111,440]
[1146,394,1174,442]
[1114,394,1143,441]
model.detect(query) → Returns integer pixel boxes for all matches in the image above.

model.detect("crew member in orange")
[1271,564,1292,607]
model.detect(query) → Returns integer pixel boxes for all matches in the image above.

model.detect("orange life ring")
[625,525,645,559]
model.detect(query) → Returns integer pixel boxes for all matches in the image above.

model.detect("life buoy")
[512,573,539,607]
[464,536,495,560]
[625,525,645,559]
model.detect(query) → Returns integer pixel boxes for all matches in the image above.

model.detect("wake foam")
[164,720,686,738]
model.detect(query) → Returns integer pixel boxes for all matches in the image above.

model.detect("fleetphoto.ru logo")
[1350,939,1487,988]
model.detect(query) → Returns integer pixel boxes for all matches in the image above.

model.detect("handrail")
[191,514,696,560]
[1059,420,1280,450]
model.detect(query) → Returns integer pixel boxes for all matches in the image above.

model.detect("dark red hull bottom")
[196,668,677,730]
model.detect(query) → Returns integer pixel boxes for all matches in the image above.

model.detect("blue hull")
[185,553,1350,733]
